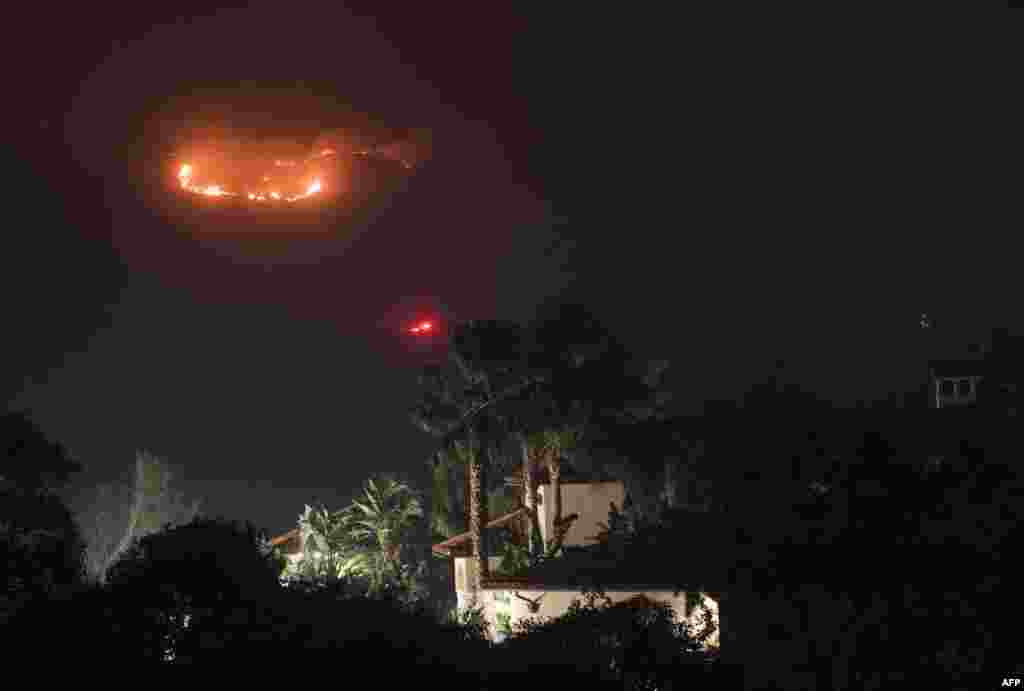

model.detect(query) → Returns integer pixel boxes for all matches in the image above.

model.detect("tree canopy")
[286,474,429,606]
[1,410,82,494]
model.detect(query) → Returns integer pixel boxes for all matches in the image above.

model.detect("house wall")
[451,481,719,650]
[932,375,982,408]
[454,556,504,595]
[469,587,719,648]
[537,481,625,550]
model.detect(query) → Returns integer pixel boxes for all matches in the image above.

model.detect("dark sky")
[2,7,1009,535]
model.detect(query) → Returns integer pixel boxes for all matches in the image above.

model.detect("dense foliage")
[499,588,718,687]
[2,410,87,622]
[6,321,1022,686]
[1,487,86,623]
[1,410,82,494]
[72,451,202,584]
[284,475,431,610]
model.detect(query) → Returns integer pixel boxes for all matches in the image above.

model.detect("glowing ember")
[410,321,434,334]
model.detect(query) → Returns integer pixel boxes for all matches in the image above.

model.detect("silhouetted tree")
[1,410,82,494]
[1,487,86,623]
[428,447,466,542]
[1,411,86,622]
[107,516,280,600]
[73,451,201,583]
[104,516,281,659]
[410,320,530,600]
[479,303,670,557]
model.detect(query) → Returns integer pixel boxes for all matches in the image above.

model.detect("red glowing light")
[410,321,434,334]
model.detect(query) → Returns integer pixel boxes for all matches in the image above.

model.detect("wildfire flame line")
[177,162,323,203]
[174,142,414,204]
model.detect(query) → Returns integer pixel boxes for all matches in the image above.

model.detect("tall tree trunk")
[480,447,491,579]
[519,435,540,558]
[547,453,562,555]
[468,445,488,601]
[663,457,677,509]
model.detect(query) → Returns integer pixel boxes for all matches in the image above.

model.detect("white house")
[270,474,720,648]
[432,477,720,647]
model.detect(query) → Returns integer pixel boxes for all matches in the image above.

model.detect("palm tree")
[411,321,529,601]
[530,424,585,557]
[291,476,424,598]
[428,308,605,566]
[516,432,543,558]
[511,303,681,561]
[346,475,424,575]
[294,503,351,580]
[411,312,662,590]
[445,433,490,600]
[501,305,610,561]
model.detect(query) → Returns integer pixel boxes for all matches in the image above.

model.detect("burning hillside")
[171,130,428,206]
[175,147,334,203]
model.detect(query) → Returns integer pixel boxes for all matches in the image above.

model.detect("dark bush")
[105,516,281,602]
[101,516,282,658]
[2,487,86,622]
[6,582,174,661]
[500,588,715,687]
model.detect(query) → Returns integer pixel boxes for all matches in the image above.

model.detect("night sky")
[2,7,1008,536]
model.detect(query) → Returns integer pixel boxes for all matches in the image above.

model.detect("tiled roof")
[431,508,526,557]
[269,528,299,545]
[269,528,302,554]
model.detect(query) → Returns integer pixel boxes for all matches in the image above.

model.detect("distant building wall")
[452,480,719,649]
[454,556,504,595]
[537,481,625,550]
[932,375,982,408]
[460,585,719,647]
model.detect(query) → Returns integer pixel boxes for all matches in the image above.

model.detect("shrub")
[1,488,86,622]
[502,588,714,685]
[106,516,281,601]
[103,516,283,659]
